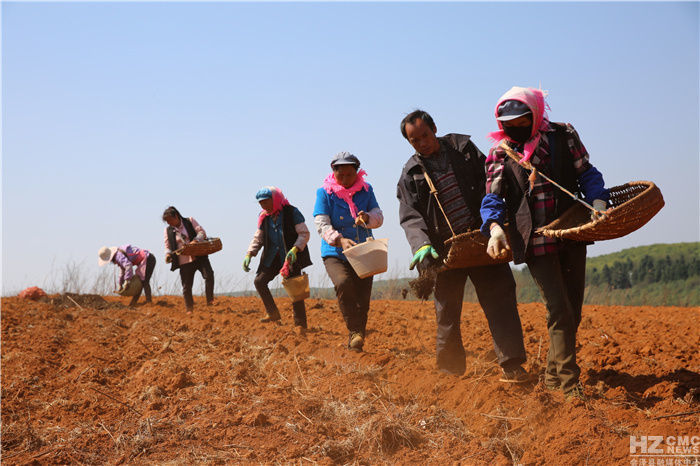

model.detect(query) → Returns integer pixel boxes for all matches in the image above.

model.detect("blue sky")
[2,2,699,295]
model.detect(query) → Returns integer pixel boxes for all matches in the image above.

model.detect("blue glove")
[409,245,439,270]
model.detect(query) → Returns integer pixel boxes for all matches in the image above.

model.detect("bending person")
[480,87,609,400]
[243,186,312,330]
[162,206,215,313]
[314,152,383,352]
[98,244,156,307]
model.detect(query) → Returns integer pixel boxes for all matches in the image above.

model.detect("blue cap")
[331,151,360,168]
[255,187,273,201]
[496,100,533,121]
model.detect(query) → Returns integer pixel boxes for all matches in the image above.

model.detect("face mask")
[503,125,532,144]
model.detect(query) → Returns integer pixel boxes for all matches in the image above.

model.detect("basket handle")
[499,142,599,215]
[422,170,456,237]
[354,221,374,243]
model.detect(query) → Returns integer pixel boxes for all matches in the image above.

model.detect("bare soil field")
[2,294,699,464]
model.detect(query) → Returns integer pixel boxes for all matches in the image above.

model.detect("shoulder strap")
[422,170,455,237]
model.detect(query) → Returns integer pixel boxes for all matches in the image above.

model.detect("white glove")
[487,223,510,259]
[591,199,607,221]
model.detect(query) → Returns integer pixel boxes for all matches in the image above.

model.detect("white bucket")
[343,238,389,279]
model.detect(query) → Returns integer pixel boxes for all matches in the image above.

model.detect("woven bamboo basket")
[443,228,512,269]
[536,181,664,242]
[177,237,223,257]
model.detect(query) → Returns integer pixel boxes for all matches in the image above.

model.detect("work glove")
[409,245,439,270]
[285,246,299,264]
[242,254,252,272]
[591,199,608,221]
[487,223,510,259]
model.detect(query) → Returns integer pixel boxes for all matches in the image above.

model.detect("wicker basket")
[443,228,512,269]
[177,237,223,257]
[536,181,664,242]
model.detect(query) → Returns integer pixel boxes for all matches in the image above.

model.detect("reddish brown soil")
[2,295,699,464]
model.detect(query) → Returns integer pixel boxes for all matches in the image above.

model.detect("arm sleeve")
[164,227,172,255]
[246,229,264,257]
[189,217,207,242]
[485,147,507,196]
[397,174,432,255]
[293,223,310,250]
[366,207,384,229]
[114,251,133,283]
[290,207,310,250]
[480,147,508,236]
[314,214,341,246]
[480,194,507,237]
[578,166,610,204]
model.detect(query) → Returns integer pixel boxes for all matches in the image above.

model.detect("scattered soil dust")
[409,265,440,300]
[2,294,698,464]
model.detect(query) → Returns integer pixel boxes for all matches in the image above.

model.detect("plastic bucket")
[282,273,310,302]
[117,276,143,297]
[343,237,388,279]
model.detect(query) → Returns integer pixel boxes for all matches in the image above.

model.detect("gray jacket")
[396,134,486,258]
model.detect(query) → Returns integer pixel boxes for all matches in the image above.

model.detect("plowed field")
[2,295,699,464]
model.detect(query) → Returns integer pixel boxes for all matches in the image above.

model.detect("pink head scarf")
[257,186,290,228]
[487,86,550,163]
[322,169,369,218]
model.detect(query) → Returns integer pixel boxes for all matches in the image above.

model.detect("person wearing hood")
[396,110,527,381]
[313,152,384,352]
[480,86,609,400]
[243,186,312,329]
[162,206,215,313]
[98,244,156,307]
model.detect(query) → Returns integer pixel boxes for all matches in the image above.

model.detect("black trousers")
[178,256,215,309]
[433,262,526,375]
[131,254,156,306]
[254,256,307,327]
[526,243,586,392]
[323,256,373,335]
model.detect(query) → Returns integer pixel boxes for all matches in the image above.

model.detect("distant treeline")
[588,255,700,290]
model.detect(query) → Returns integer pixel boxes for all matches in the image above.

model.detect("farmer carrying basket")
[480,86,610,401]
[243,186,312,331]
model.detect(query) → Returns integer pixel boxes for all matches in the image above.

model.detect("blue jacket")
[313,185,380,260]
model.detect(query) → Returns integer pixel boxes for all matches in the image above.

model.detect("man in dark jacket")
[396,110,527,380]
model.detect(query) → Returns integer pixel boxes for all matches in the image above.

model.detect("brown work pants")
[323,256,373,335]
[526,243,587,392]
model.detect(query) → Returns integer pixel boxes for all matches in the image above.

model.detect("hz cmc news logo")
[629,435,700,466]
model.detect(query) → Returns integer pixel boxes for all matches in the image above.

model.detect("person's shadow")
[586,368,699,408]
